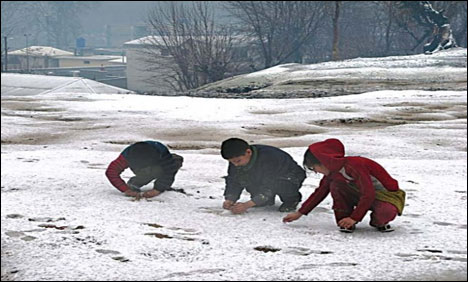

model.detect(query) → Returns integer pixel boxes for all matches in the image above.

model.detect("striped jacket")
[105,141,178,192]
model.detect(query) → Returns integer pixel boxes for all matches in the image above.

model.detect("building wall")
[6,56,59,70]
[125,47,175,94]
[58,59,110,68]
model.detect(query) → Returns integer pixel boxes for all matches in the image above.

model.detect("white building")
[7,46,73,70]
[53,55,125,68]
[123,36,176,94]
[7,46,126,71]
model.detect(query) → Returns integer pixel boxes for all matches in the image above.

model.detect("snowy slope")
[195,48,467,98]
[1,52,467,281]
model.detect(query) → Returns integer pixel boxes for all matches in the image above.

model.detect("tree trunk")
[332,1,341,60]
[385,2,394,54]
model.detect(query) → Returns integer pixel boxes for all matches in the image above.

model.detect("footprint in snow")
[283,247,333,256]
[112,256,130,262]
[96,249,121,255]
[144,223,208,244]
[198,207,232,216]
[295,262,358,270]
[6,214,24,219]
[5,231,38,242]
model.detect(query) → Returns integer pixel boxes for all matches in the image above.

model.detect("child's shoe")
[278,201,299,212]
[376,224,394,232]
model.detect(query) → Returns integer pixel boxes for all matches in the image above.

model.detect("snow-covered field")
[1,50,467,281]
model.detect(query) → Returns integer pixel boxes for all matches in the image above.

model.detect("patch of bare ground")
[166,142,219,151]
[309,117,406,128]
[241,125,326,137]
[103,140,139,145]
[1,132,68,145]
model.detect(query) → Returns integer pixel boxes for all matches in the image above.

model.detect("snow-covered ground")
[1,51,467,281]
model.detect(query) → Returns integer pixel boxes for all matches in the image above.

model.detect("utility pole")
[3,36,7,72]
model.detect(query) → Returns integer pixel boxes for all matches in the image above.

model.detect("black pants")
[252,177,304,207]
[276,169,306,204]
[127,154,183,190]
[273,179,303,204]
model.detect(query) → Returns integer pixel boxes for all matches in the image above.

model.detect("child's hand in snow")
[283,212,303,223]
[143,189,161,198]
[223,200,235,210]
[124,189,140,197]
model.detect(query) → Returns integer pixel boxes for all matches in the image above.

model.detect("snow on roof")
[124,35,249,48]
[8,46,74,57]
[123,36,169,47]
[1,73,133,95]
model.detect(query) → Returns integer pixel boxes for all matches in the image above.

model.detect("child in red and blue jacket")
[105,141,183,198]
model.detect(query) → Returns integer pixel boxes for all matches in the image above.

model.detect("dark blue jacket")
[122,141,178,191]
[224,145,305,205]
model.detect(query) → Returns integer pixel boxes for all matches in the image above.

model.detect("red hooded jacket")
[298,139,399,222]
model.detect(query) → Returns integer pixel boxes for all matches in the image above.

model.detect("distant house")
[7,46,73,70]
[7,46,126,71]
[123,35,256,94]
[55,55,125,68]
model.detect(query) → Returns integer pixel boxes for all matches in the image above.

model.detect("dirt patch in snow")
[309,117,406,128]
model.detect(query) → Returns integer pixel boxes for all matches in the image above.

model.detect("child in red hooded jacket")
[283,138,405,233]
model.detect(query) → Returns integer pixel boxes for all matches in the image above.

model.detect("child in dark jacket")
[105,141,183,199]
[283,138,405,233]
[221,138,306,214]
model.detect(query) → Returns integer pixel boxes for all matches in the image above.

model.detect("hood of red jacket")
[308,138,345,172]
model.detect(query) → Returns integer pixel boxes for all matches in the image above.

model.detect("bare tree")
[1,2,27,39]
[371,1,398,54]
[331,1,341,60]
[1,2,31,71]
[432,1,467,48]
[396,1,457,54]
[225,1,328,68]
[302,1,464,62]
[30,1,96,49]
[145,1,240,91]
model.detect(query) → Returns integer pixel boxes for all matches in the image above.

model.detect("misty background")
[1,1,467,93]
[2,1,466,56]
[1,2,231,51]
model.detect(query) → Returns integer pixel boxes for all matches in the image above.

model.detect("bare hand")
[230,201,256,214]
[230,202,250,214]
[223,200,235,210]
[338,217,357,229]
[283,212,303,223]
[143,189,161,198]
[124,189,140,197]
